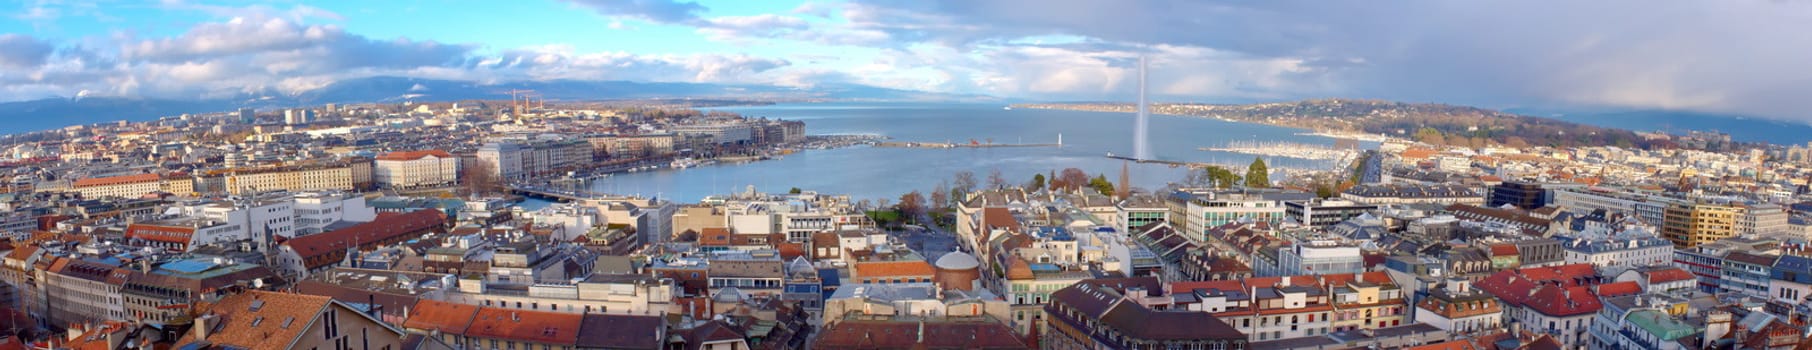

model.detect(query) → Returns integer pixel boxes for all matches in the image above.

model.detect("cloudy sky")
[5,0,1811,121]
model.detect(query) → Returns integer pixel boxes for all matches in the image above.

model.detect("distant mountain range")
[0,77,997,134]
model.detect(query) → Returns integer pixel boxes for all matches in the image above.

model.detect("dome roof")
[934,252,981,270]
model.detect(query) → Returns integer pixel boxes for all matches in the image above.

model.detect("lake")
[522,103,1367,207]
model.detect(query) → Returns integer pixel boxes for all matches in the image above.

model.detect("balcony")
[1618,329,1659,350]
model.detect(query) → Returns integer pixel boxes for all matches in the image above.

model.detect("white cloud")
[839,0,1812,121]
[0,34,55,69]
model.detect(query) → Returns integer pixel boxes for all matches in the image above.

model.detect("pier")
[507,184,608,202]
[1105,154,1227,169]
[1198,140,1357,161]
[875,141,1061,149]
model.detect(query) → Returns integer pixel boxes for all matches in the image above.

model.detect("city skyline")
[5,0,1812,123]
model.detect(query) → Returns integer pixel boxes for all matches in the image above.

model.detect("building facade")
[374,150,460,189]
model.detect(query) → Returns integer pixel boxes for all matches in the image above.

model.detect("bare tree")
[953,171,978,194]
[461,161,501,196]
[899,191,926,221]
[987,169,1009,190]
[931,181,950,211]
[1054,168,1090,192]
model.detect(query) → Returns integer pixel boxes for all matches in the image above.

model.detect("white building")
[1556,226,1674,274]
[1182,189,1313,241]
[1740,204,1790,236]
[476,140,590,180]
[283,109,313,124]
[292,191,377,236]
[1269,237,1363,277]
[1412,278,1502,334]
[1769,255,1812,306]
[521,203,601,241]
[374,150,460,189]
[446,274,675,315]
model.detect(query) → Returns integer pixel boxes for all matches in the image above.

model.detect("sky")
[4,0,1812,122]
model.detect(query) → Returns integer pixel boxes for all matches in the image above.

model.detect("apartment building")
[374,150,460,189]
[1412,278,1502,335]
[1473,264,1605,348]
[1047,277,1247,349]
[477,139,591,180]
[1663,201,1742,248]
[403,299,665,350]
[1170,272,1407,342]
[178,290,405,350]
[1183,189,1313,241]
[198,163,360,195]
[69,173,195,198]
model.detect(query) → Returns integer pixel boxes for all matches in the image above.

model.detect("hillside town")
[0,100,1811,350]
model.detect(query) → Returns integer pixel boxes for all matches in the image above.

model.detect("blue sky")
[5,0,1812,122]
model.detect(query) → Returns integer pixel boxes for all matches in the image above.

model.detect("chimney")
[1445,277,1470,294]
[193,314,216,341]
[65,323,85,342]
[368,294,382,318]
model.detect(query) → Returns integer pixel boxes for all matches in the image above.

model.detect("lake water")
[547,103,1365,205]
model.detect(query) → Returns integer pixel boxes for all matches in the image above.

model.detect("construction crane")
[500,89,536,117]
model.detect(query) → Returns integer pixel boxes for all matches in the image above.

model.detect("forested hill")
[1017,99,1737,150]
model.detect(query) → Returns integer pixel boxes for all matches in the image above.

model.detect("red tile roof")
[465,308,583,345]
[1643,267,1694,283]
[1005,257,1034,280]
[1522,285,1601,317]
[1594,281,1641,297]
[125,224,196,244]
[1400,148,1438,160]
[699,228,731,246]
[283,209,445,269]
[814,320,1030,349]
[1475,263,1604,316]
[981,208,1019,232]
[1405,341,1480,350]
[375,150,454,161]
[1168,279,1245,295]
[72,173,160,187]
[1488,243,1519,256]
[852,260,935,279]
[177,291,337,350]
[402,300,479,334]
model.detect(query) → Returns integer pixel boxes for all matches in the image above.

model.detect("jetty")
[1199,141,1357,161]
[506,184,608,202]
[876,135,1064,149]
[876,141,1060,149]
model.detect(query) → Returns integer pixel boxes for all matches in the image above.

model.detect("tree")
[1055,168,1090,192]
[898,191,926,222]
[1206,166,1240,188]
[953,171,977,195]
[1245,157,1270,188]
[931,181,950,211]
[987,169,1009,190]
[1180,167,1218,188]
[1503,136,1530,148]
[1088,174,1115,196]
[1315,183,1335,198]
[461,161,501,196]
[788,187,802,194]
[1028,173,1046,191]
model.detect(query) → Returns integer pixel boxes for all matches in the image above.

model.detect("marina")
[1199,140,1358,161]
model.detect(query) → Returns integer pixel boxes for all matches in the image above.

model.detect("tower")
[1133,56,1152,161]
